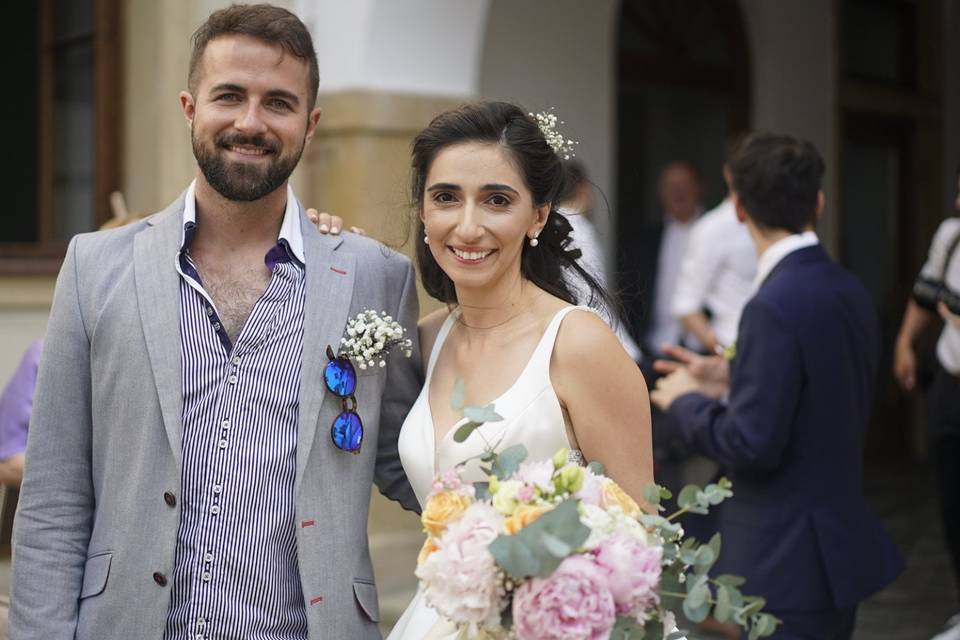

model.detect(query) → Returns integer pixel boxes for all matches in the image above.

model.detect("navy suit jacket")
[668,244,903,611]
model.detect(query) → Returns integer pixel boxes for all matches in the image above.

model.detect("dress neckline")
[423,306,585,471]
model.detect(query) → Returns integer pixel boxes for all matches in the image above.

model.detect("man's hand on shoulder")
[306,208,366,236]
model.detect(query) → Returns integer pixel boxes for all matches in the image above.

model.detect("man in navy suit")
[651,133,902,639]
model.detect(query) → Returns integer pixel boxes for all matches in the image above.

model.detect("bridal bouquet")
[414,407,778,639]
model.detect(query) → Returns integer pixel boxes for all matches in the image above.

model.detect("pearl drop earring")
[529,236,539,248]
[423,234,429,245]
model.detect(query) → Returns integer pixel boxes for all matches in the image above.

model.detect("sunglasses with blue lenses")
[324,346,363,454]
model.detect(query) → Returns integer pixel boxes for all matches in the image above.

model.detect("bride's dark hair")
[410,101,611,311]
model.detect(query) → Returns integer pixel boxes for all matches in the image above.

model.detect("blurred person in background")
[652,133,902,639]
[671,145,756,355]
[893,165,960,640]
[557,160,642,362]
[631,161,704,361]
[0,341,41,488]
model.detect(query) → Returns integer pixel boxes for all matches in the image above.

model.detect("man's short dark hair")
[189,4,319,110]
[730,133,824,233]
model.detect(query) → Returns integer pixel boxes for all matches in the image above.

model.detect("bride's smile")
[421,141,549,300]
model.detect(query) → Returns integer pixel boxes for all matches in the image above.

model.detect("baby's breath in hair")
[530,109,579,160]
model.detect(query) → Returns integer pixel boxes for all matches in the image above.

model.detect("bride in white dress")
[387,102,654,639]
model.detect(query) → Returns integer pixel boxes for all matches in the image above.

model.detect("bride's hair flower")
[530,109,579,160]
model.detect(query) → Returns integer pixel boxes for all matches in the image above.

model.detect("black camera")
[913,276,960,315]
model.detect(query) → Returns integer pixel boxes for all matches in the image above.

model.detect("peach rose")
[504,503,553,535]
[417,536,439,565]
[601,480,641,517]
[422,490,473,536]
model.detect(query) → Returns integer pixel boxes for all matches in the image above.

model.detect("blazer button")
[163,491,176,507]
[153,572,168,586]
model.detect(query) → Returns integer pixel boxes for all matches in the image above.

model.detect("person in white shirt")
[558,161,642,362]
[671,163,756,354]
[640,162,703,357]
[893,166,960,640]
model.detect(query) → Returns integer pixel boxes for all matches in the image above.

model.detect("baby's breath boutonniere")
[339,309,413,370]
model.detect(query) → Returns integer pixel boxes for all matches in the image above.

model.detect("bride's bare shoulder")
[417,307,452,368]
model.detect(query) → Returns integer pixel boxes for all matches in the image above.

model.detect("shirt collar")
[179,179,306,264]
[752,230,819,291]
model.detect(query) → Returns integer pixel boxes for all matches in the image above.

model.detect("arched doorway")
[615,0,751,338]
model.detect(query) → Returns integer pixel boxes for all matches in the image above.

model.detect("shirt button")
[228,375,238,385]
[201,571,212,582]
[204,552,213,563]
[221,420,230,429]
[196,634,204,640]
[218,439,228,449]
[213,322,221,331]
[233,357,241,365]
[210,505,221,515]
[163,492,176,507]
[206,307,213,316]
[153,572,167,586]
[212,484,222,495]
[197,617,206,627]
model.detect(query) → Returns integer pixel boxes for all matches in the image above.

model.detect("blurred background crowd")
[1,1,960,638]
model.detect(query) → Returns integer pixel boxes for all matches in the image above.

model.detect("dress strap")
[525,305,595,377]
[425,311,458,382]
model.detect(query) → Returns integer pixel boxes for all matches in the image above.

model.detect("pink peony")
[416,503,505,629]
[513,554,616,640]
[593,532,663,621]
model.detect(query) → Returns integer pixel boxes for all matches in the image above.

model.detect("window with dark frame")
[1,0,119,274]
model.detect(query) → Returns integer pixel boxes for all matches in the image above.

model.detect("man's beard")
[192,128,305,202]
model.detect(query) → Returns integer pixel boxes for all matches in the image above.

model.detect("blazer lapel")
[134,194,187,465]
[296,211,356,493]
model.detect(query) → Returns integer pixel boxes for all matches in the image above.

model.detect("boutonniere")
[324,310,413,454]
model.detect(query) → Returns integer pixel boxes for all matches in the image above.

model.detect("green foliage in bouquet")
[445,380,780,640]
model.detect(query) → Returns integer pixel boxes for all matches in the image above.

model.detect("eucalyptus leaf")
[473,481,490,501]
[488,500,589,579]
[714,584,732,622]
[677,485,701,510]
[588,461,606,476]
[643,482,662,506]
[463,404,504,424]
[640,619,664,640]
[450,377,465,411]
[490,444,528,479]
[715,574,745,588]
[638,514,683,537]
[708,533,722,562]
[742,596,766,616]
[683,591,711,623]
[453,421,482,443]
[693,545,716,573]
[755,613,779,637]
[541,532,574,557]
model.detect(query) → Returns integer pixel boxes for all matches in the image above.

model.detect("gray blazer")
[10,193,422,639]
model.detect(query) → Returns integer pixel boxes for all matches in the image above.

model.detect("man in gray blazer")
[11,5,421,639]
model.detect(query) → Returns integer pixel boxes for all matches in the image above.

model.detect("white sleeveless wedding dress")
[387,305,588,640]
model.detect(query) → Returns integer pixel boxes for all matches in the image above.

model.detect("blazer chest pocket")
[353,579,380,622]
[80,551,112,599]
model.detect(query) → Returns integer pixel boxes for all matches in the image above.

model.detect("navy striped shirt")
[165,182,308,640]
